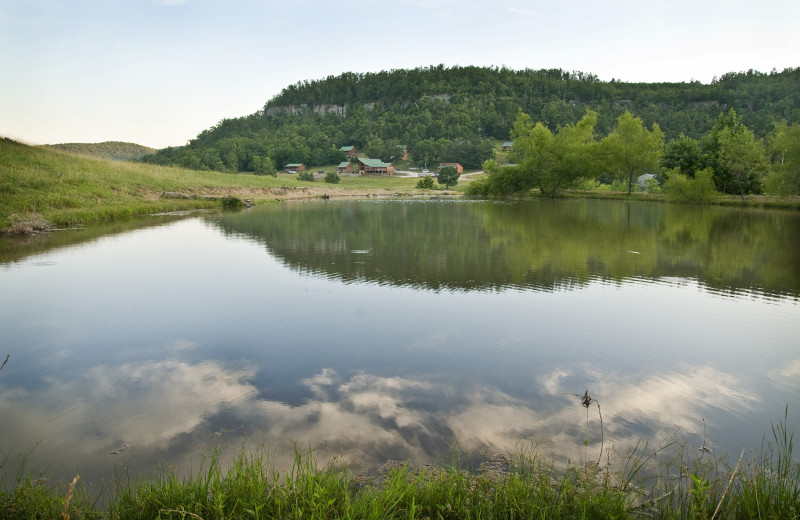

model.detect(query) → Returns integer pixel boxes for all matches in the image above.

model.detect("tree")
[717,124,767,197]
[764,121,800,195]
[437,166,460,188]
[603,111,664,194]
[513,110,601,197]
[324,171,340,184]
[661,134,702,176]
[252,156,277,176]
[700,108,765,195]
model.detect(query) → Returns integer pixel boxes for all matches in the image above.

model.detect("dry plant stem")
[711,449,744,520]
[159,510,205,520]
[596,401,604,464]
[0,354,9,371]
[61,474,79,520]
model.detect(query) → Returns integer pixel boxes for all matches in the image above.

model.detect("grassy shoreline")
[3,138,799,235]
[2,416,797,519]
[0,138,427,234]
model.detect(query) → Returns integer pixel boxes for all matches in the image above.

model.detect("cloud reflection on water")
[0,352,764,485]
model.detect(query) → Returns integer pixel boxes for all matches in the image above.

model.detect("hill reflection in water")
[212,199,800,298]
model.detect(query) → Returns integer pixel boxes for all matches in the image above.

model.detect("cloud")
[0,360,763,483]
[768,359,800,388]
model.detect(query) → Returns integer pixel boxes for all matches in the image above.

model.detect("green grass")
[3,137,796,234]
[0,139,429,232]
[2,414,797,519]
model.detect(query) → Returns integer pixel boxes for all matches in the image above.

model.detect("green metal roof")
[339,145,355,151]
[359,158,392,168]
[338,162,351,168]
[284,163,303,167]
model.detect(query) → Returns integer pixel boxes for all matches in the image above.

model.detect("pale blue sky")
[1,0,798,149]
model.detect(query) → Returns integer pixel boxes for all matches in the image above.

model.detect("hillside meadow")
[0,138,429,233]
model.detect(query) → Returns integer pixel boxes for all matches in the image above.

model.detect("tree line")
[469,108,799,199]
[139,65,799,194]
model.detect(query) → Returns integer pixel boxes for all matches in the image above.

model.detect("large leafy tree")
[603,111,664,194]
[700,109,765,195]
[437,166,460,188]
[764,121,800,195]
[717,124,767,197]
[661,134,702,176]
[509,110,600,198]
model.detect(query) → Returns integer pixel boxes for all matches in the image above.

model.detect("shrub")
[297,171,315,182]
[644,177,662,194]
[416,175,435,189]
[324,171,340,184]
[221,196,245,210]
[664,167,718,204]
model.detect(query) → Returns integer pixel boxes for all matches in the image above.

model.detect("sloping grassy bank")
[2,418,797,520]
[0,139,422,233]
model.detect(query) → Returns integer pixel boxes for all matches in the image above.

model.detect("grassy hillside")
[41,141,156,160]
[0,138,422,233]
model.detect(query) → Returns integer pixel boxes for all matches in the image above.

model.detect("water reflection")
[0,354,766,487]
[0,199,797,492]
[212,199,800,298]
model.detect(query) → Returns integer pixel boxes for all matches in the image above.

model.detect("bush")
[644,177,662,194]
[221,196,245,210]
[664,167,718,204]
[297,171,315,182]
[416,175,435,189]
[324,171,340,184]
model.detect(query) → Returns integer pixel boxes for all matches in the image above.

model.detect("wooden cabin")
[337,161,355,174]
[284,163,306,173]
[339,145,358,157]
[358,158,395,176]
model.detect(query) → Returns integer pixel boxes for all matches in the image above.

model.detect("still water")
[1,199,798,487]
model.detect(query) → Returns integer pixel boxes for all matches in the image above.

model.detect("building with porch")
[358,158,395,176]
[284,163,306,173]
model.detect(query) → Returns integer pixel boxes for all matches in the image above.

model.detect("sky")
[1,0,798,149]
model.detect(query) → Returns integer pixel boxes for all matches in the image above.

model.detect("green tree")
[700,109,765,195]
[661,134,702,176]
[437,166,460,188]
[603,111,665,194]
[252,156,277,176]
[717,123,767,197]
[513,110,600,197]
[324,171,340,184]
[764,121,800,195]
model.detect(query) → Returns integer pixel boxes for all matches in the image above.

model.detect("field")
[0,139,440,233]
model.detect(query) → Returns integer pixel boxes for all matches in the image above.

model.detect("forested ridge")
[141,65,799,177]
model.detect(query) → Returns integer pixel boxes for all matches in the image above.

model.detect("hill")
[140,65,800,173]
[2,138,406,233]
[42,141,156,161]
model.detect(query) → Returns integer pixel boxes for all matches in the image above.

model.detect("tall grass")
[2,413,797,519]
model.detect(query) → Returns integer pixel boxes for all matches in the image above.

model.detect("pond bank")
[3,425,797,520]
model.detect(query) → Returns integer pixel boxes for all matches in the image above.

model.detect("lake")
[1,198,798,488]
